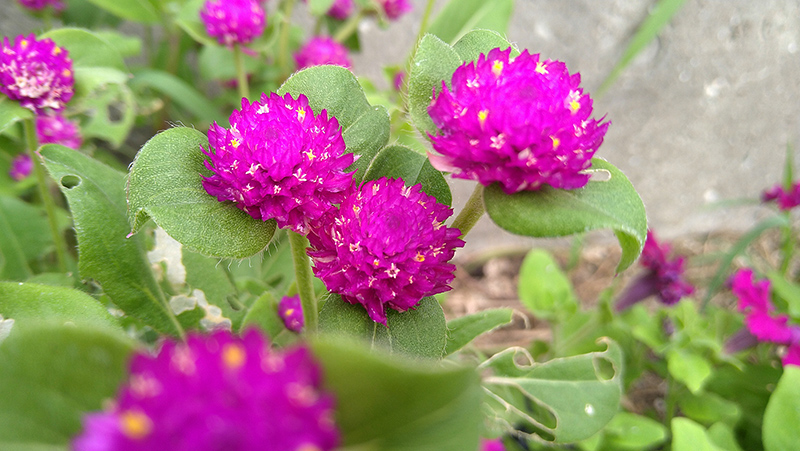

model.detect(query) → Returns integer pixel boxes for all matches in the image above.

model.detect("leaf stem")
[277,0,298,77]
[233,44,249,100]
[451,183,485,239]
[332,10,364,43]
[289,230,317,332]
[780,211,794,276]
[24,118,67,273]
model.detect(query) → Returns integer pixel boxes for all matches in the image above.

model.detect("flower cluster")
[294,37,352,70]
[762,182,800,211]
[202,92,355,235]
[9,154,33,181]
[730,268,800,366]
[377,0,412,20]
[279,294,304,332]
[18,0,64,11]
[36,113,82,149]
[307,177,464,325]
[428,48,609,194]
[0,34,74,113]
[73,330,339,450]
[616,231,694,311]
[200,0,266,47]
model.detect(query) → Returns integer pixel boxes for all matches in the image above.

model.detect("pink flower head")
[9,154,33,181]
[745,311,797,345]
[200,0,266,47]
[377,0,411,20]
[762,182,800,211]
[327,0,354,19]
[278,294,304,332]
[202,92,355,235]
[428,48,609,194]
[36,112,82,149]
[0,34,74,113]
[731,268,774,313]
[481,438,506,451]
[784,344,800,367]
[615,231,694,311]
[73,330,339,451]
[294,37,352,70]
[18,0,64,11]
[307,177,464,325]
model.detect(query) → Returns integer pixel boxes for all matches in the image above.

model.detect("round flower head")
[377,0,412,20]
[202,92,355,234]
[36,112,82,149]
[294,37,352,70]
[428,48,610,194]
[18,0,64,11]
[9,154,33,181]
[0,34,74,113]
[200,0,266,47]
[73,330,339,451]
[327,0,354,20]
[762,182,800,211]
[307,177,464,325]
[279,294,304,332]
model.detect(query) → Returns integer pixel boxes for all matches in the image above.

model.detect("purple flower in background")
[481,438,506,451]
[393,71,405,92]
[202,92,355,235]
[307,177,464,325]
[785,344,800,366]
[377,0,411,20]
[327,0,354,19]
[200,0,266,47]
[731,268,773,313]
[18,0,64,11]
[762,182,800,211]
[9,154,33,181]
[428,48,609,194]
[36,112,81,149]
[294,37,352,70]
[0,34,74,113]
[278,294,304,332]
[73,330,339,451]
[615,231,694,311]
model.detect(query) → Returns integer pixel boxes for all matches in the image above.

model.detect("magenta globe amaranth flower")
[36,112,82,149]
[307,177,464,325]
[294,37,352,70]
[0,34,74,113]
[327,0,354,19]
[18,0,64,11]
[428,48,609,194]
[200,0,266,47]
[9,154,33,181]
[202,92,355,234]
[762,182,800,211]
[377,0,411,20]
[73,330,339,451]
[279,294,304,332]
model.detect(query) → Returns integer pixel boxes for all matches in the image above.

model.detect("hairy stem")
[451,184,485,238]
[277,0,298,77]
[332,10,365,43]
[289,230,318,332]
[233,44,249,100]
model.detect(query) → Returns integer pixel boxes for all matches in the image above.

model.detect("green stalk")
[332,10,365,43]
[780,210,794,276]
[233,44,249,100]
[23,118,67,272]
[289,230,317,332]
[451,184,485,239]
[277,0,298,77]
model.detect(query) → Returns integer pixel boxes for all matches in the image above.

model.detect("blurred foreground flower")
[73,330,339,450]
[481,438,506,451]
[200,0,266,47]
[308,177,463,325]
[18,0,64,11]
[279,294,304,332]
[615,231,694,311]
[36,112,81,149]
[202,92,355,235]
[9,154,33,181]
[762,182,800,211]
[0,34,74,113]
[294,37,352,70]
[428,48,609,194]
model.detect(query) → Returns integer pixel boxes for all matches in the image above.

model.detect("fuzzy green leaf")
[445,308,513,355]
[82,0,160,24]
[0,196,51,280]
[42,28,126,72]
[408,34,463,138]
[763,366,800,451]
[364,144,452,206]
[451,28,518,63]
[518,249,578,320]
[0,98,33,134]
[428,0,514,45]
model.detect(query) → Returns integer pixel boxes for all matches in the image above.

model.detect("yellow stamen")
[119,410,153,440]
[222,343,246,370]
[491,60,503,77]
[62,69,71,77]
[20,39,28,48]
[570,100,580,113]
[478,109,489,128]
[551,136,560,149]
[535,61,548,74]
[297,108,306,122]
[53,46,62,56]
[230,138,240,148]
[285,308,294,316]
[414,253,425,262]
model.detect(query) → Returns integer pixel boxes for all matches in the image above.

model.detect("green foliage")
[363,145,452,206]
[0,195,51,280]
[763,366,800,451]
[130,69,221,124]
[0,98,33,134]
[42,28,127,72]
[127,127,277,259]
[518,249,578,321]
[580,411,668,450]
[445,308,513,355]
[667,348,712,394]
[0,282,120,331]
[670,418,727,451]
[427,0,514,45]
[83,0,160,24]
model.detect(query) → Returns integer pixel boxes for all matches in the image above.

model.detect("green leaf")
[76,81,136,148]
[364,144,452,206]
[311,338,482,450]
[0,324,133,448]
[0,282,121,332]
[175,0,218,46]
[407,34,463,138]
[451,28,518,63]
[83,0,160,23]
[319,294,447,359]
[130,69,221,124]
[679,391,741,427]
[0,195,52,280]
[485,158,647,272]
[601,412,668,450]
[198,43,261,81]
[671,418,725,451]
[667,348,712,394]
[517,249,578,320]
[763,366,800,451]
[766,271,800,318]
[42,28,127,72]
[240,291,284,338]
[482,339,624,443]
[92,30,142,58]
[598,0,688,95]
[342,106,391,183]
[0,98,33,134]
[39,144,182,336]
[182,249,243,328]
[309,0,336,15]
[127,127,276,259]
[445,308,513,355]
[707,423,744,451]
[428,0,514,45]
